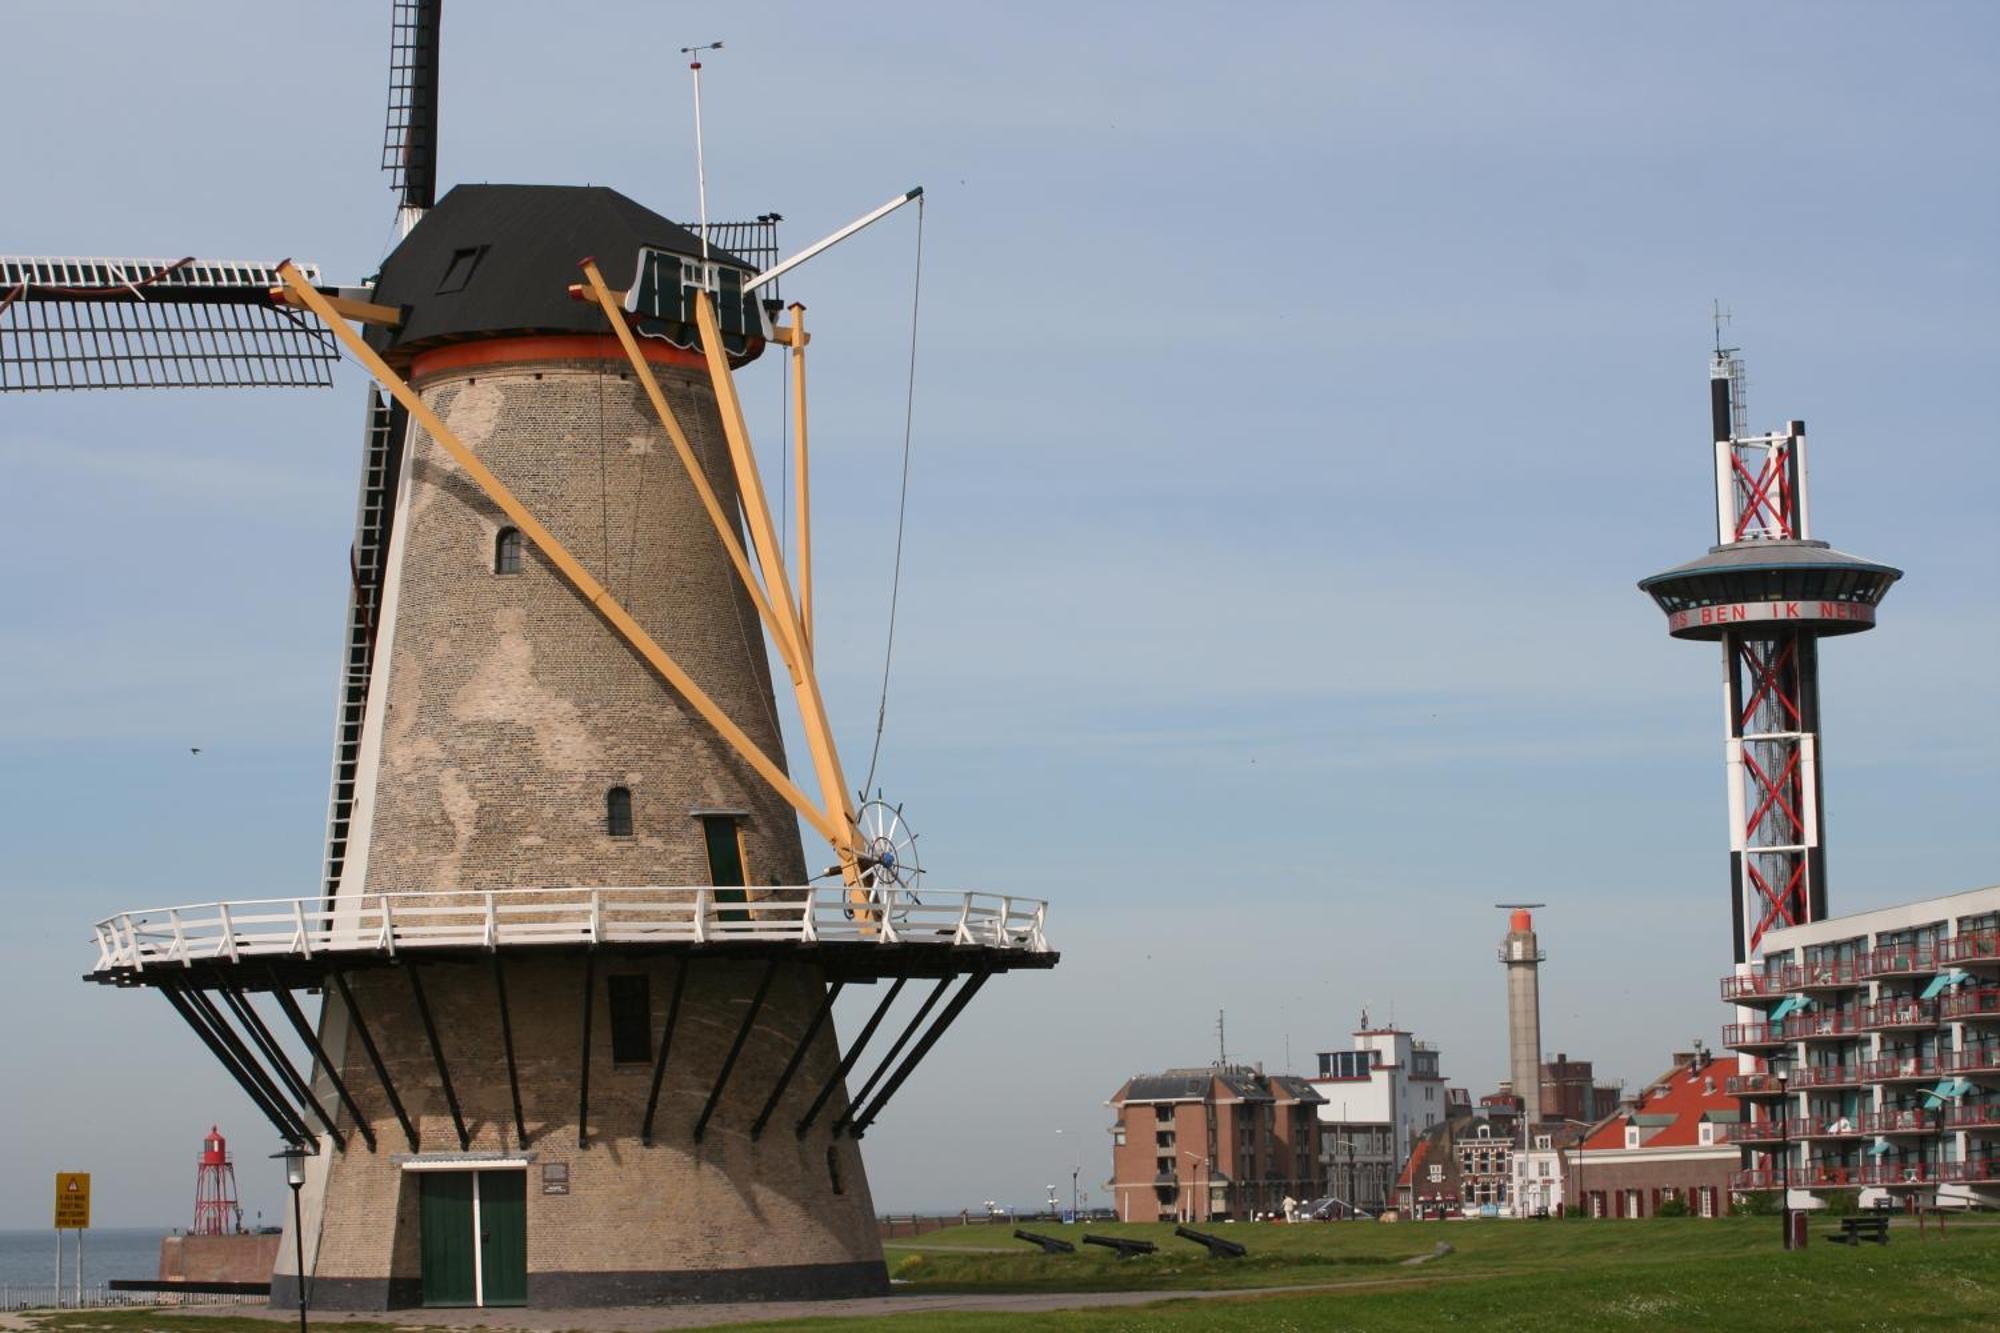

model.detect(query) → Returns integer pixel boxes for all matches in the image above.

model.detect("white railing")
[90,886,1050,973]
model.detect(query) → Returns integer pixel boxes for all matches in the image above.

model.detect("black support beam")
[159,983,306,1145]
[750,979,842,1140]
[833,977,952,1136]
[693,958,779,1143]
[219,983,345,1150]
[493,957,527,1149]
[796,976,906,1138]
[269,975,376,1152]
[180,986,317,1144]
[406,964,470,1151]
[641,958,691,1147]
[577,951,596,1150]
[333,971,417,1151]
[849,969,991,1137]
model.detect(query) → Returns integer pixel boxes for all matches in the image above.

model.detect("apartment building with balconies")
[1720,884,2000,1205]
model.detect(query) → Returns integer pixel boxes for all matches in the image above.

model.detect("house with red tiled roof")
[1571,1051,1741,1218]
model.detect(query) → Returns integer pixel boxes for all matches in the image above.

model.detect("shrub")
[1820,1188,1861,1215]
[1734,1191,1782,1216]
[890,1253,927,1280]
[1655,1197,1690,1218]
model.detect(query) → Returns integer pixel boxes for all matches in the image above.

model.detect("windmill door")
[418,1170,526,1307]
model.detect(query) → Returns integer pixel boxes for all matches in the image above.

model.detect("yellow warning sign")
[54,1173,90,1230]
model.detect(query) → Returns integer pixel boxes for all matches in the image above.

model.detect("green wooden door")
[703,815,749,921]
[418,1173,476,1307]
[477,1171,528,1307]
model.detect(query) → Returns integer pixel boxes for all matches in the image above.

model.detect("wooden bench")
[1826,1214,1890,1246]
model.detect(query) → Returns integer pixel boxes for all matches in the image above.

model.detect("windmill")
[14,2,1056,1311]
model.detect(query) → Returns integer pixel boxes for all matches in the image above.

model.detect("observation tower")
[1639,349,1900,964]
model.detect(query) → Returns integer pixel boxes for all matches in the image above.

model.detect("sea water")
[0,1227,168,1303]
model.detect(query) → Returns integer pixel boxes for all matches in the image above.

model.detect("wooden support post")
[333,972,418,1150]
[640,958,692,1147]
[405,964,470,1151]
[575,260,805,670]
[275,264,841,848]
[269,978,377,1152]
[750,977,843,1140]
[789,302,812,657]
[693,290,859,872]
[797,976,906,1137]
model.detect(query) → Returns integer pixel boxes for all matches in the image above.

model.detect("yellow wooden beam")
[790,303,813,658]
[268,286,401,328]
[694,290,860,869]
[575,260,807,675]
[766,324,812,348]
[274,262,841,847]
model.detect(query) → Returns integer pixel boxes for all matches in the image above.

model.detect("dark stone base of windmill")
[269,1259,890,1311]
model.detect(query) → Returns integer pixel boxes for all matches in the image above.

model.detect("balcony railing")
[1942,988,2000,1023]
[1716,1119,1797,1145]
[1723,1022,1791,1050]
[1940,1158,2000,1184]
[1792,1064,1865,1090]
[1787,959,1866,991]
[1857,1108,1936,1136]
[1947,1104,2000,1133]
[1860,998,1941,1031]
[1790,1010,1865,1042]
[1726,1072,1791,1098]
[1941,1046,2000,1077]
[1861,1054,1950,1083]
[1798,1116,1871,1139]
[1941,931,2000,968]
[1721,972,1793,1002]
[1729,1165,1862,1192]
[1859,946,1946,980]
[89,886,1052,973]
[1859,1161,1944,1188]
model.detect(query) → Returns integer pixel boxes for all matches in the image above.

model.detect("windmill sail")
[0,256,338,391]
[383,0,443,220]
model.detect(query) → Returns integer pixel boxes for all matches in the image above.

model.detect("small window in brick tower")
[607,975,650,1064]
[606,787,634,837]
[494,526,523,575]
[701,815,749,922]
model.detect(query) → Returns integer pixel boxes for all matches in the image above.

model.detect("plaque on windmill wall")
[541,1163,570,1196]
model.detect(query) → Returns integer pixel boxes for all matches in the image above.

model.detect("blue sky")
[1,1,1995,1229]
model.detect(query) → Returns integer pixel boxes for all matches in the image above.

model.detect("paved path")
[167,1282,1383,1330]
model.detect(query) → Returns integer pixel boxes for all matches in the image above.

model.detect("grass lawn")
[18,1216,2000,1332]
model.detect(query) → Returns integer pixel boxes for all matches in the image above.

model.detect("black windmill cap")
[366,184,752,359]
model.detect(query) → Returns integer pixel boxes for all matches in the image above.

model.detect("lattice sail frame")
[0,256,338,391]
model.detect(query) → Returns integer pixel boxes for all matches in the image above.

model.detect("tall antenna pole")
[681,42,724,262]
[1216,1009,1227,1066]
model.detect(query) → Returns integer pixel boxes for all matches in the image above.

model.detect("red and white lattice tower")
[192,1126,243,1236]
[1640,350,1901,965]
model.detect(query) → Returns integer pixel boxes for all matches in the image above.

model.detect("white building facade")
[1721,883,2000,1209]
[1308,1023,1449,1213]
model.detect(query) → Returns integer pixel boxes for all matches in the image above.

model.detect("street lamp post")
[1055,1128,1080,1219]
[1776,1069,1792,1250]
[272,1145,310,1333]
[1179,1150,1209,1224]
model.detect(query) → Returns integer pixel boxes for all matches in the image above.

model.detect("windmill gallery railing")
[90,887,1049,974]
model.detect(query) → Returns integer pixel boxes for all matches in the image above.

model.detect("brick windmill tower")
[1639,346,1901,967]
[11,2,1054,1310]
